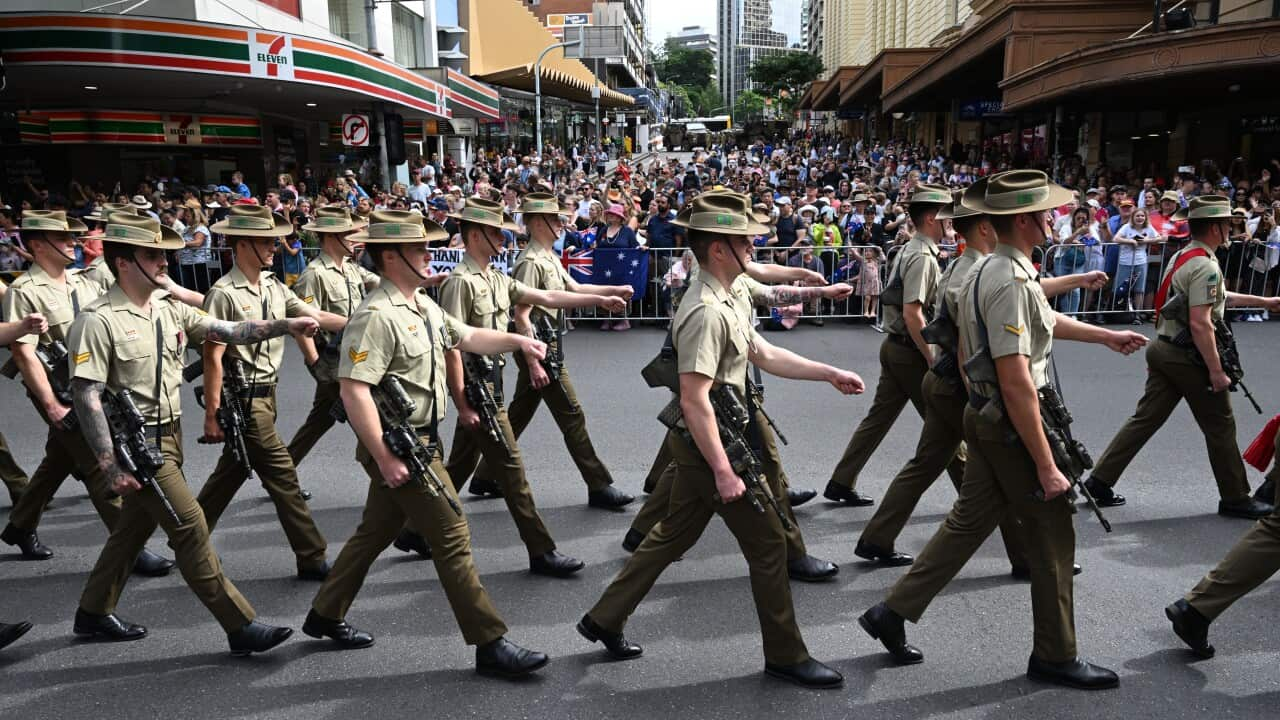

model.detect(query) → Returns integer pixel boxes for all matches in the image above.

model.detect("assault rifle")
[657,385,792,531]
[102,389,180,525]
[1033,385,1111,532]
[533,315,563,382]
[1,340,79,429]
[462,354,512,454]
[187,358,252,474]
[1173,320,1263,414]
[372,376,460,516]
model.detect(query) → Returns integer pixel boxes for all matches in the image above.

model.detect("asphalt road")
[3,320,1279,719]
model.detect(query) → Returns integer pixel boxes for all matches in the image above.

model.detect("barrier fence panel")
[152,238,1274,325]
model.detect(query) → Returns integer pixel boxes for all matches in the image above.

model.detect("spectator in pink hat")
[597,202,638,330]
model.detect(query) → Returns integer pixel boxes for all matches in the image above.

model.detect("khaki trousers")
[9,424,121,533]
[444,381,556,557]
[1092,339,1251,501]
[286,379,341,467]
[0,432,29,504]
[1186,425,1280,621]
[470,353,613,492]
[79,422,255,632]
[861,370,1028,567]
[588,431,810,666]
[312,441,508,646]
[197,387,327,567]
[885,406,1078,663]
[630,408,806,559]
[829,337,966,490]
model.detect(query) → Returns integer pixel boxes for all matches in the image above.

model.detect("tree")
[733,90,766,122]
[748,52,824,95]
[691,84,724,117]
[656,45,716,89]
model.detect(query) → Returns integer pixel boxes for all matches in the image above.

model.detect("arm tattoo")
[206,318,292,345]
[766,285,819,307]
[72,378,123,483]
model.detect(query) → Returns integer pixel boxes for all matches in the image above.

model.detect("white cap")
[775,196,792,206]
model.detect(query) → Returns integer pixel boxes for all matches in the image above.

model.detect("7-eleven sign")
[251,33,294,80]
[164,114,202,145]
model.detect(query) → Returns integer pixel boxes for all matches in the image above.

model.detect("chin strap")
[250,241,272,270]
[395,245,427,281]
[722,237,750,276]
[36,234,78,266]
[129,253,165,288]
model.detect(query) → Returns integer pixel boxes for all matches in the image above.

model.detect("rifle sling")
[154,317,163,450]
[1153,247,1209,322]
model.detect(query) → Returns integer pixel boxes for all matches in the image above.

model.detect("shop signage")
[17,110,261,146]
[1241,115,1280,134]
[342,113,370,147]
[0,13,450,118]
[251,32,294,80]
[547,13,592,38]
[958,99,1008,120]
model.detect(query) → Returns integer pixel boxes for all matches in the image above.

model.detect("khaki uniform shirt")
[1155,239,1225,338]
[81,255,115,294]
[673,272,757,395]
[957,243,1056,394]
[339,283,472,427]
[69,285,214,423]
[2,263,105,345]
[937,246,983,322]
[293,252,378,347]
[440,254,531,365]
[204,266,306,385]
[882,233,942,337]
[512,242,571,323]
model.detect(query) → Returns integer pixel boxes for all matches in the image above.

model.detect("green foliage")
[733,90,766,122]
[748,52,824,94]
[656,45,716,89]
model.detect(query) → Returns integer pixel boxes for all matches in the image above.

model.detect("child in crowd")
[856,247,882,319]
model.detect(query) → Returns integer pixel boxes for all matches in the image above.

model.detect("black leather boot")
[73,609,147,642]
[302,609,374,649]
[576,614,643,660]
[858,602,923,665]
[228,621,293,657]
[475,637,548,678]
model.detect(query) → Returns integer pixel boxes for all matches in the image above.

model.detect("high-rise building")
[718,0,804,109]
[668,25,719,83]
[521,0,648,89]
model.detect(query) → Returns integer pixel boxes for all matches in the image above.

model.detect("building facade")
[718,0,804,109]
[521,0,647,89]
[0,0,505,195]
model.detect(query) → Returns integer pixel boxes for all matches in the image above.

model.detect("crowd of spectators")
[3,131,1278,326]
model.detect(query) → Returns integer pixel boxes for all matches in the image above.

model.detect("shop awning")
[814,66,861,111]
[0,11,485,120]
[839,49,936,110]
[880,1,1152,112]
[999,19,1280,111]
[797,80,828,111]
[462,0,633,109]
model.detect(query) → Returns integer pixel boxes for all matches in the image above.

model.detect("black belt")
[235,385,274,399]
[886,332,915,347]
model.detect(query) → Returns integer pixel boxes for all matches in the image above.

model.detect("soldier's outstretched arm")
[746,261,824,286]
[748,333,864,394]
[204,316,318,345]
[0,313,46,345]
[565,279,634,299]
[155,274,205,308]
[1051,313,1147,355]
[1041,271,1107,299]
[522,287,625,314]
[456,327,546,360]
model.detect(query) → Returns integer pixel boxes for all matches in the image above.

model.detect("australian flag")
[561,248,594,283]
[592,247,649,301]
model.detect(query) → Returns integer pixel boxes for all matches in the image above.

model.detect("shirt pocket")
[472,285,495,318]
[116,338,154,382]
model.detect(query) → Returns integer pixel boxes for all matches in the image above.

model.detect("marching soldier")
[625,204,854,583]
[578,193,865,689]
[0,210,173,575]
[0,279,31,506]
[1085,195,1280,519]
[286,206,378,469]
[858,171,1147,690]
[854,183,1107,571]
[1167,411,1280,658]
[464,192,636,510]
[397,197,623,577]
[196,205,347,580]
[823,184,966,511]
[304,210,550,678]
[68,211,313,654]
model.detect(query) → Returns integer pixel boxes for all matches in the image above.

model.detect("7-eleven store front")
[0,12,499,196]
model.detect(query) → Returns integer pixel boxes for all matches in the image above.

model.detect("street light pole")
[535,38,580,160]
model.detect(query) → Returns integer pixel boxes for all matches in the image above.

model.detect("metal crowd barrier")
[159,238,1276,325]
